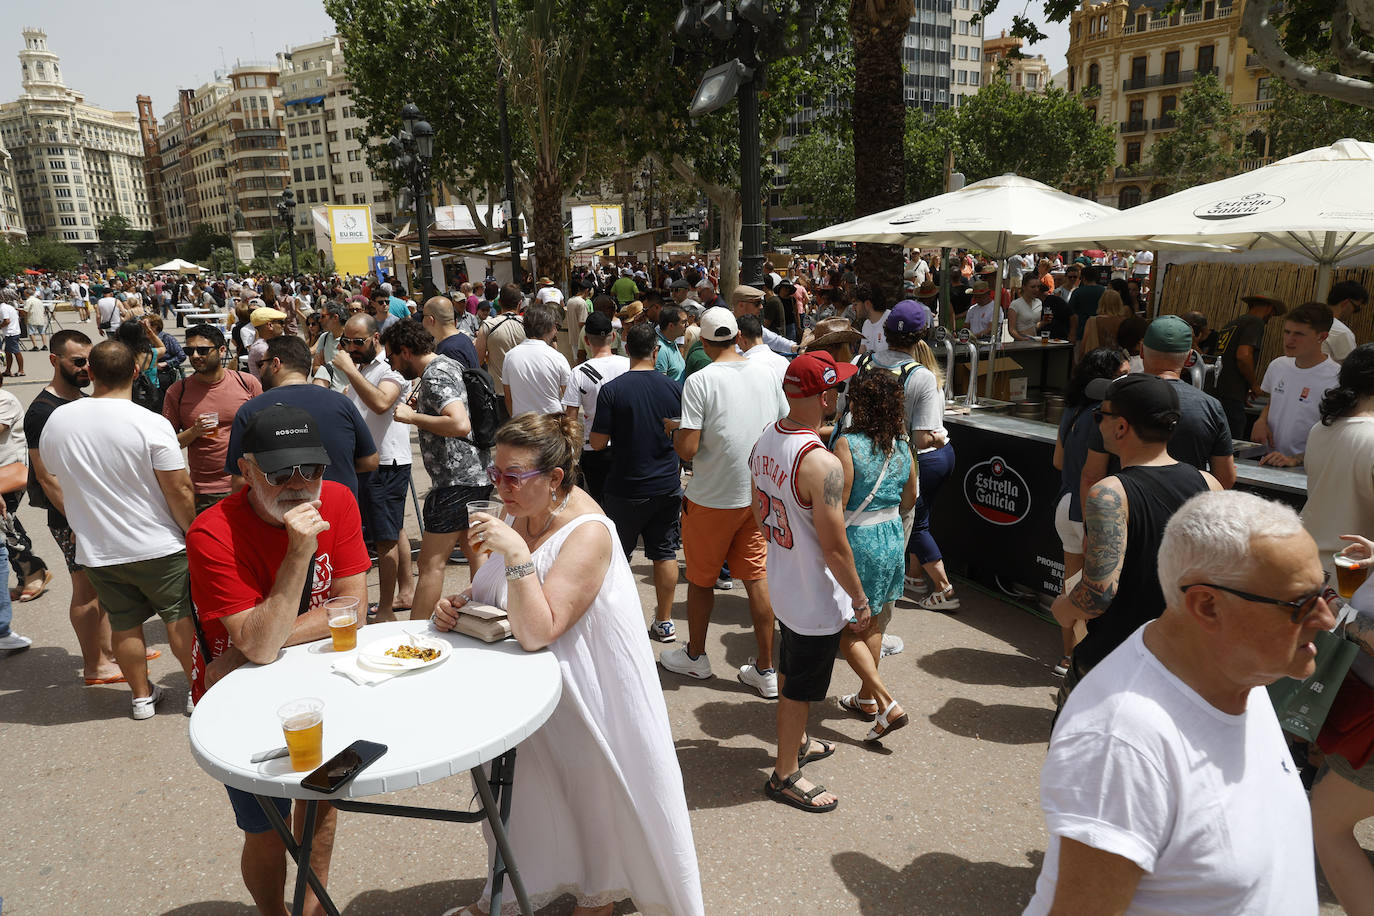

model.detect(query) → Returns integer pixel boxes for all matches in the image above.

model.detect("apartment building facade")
[0,28,149,251]
[902,0,987,110]
[0,142,23,244]
[983,32,1053,92]
[1063,0,1268,207]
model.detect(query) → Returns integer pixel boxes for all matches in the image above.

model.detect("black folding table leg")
[471,749,534,916]
[255,796,340,916]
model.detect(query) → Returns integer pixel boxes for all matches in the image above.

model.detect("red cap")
[783,351,858,398]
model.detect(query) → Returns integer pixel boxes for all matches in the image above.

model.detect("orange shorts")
[681,498,768,587]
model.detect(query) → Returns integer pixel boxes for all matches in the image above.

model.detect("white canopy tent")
[151,258,203,274]
[796,174,1121,397]
[1028,139,1374,301]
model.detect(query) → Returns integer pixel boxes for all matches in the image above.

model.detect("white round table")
[189,620,561,916]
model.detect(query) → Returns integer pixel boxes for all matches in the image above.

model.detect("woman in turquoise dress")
[833,369,917,741]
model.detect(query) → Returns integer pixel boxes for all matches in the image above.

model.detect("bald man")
[420,296,478,370]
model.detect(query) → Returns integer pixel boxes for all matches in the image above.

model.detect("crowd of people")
[4,246,1374,915]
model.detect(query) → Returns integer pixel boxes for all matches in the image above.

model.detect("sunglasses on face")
[186,346,220,356]
[1181,571,1331,625]
[338,336,371,347]
[485,465,547,488]
[1093,408,1120,423]
[66,356,88,367]
[259,463,326,487]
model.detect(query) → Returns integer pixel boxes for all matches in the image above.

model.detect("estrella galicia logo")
[964,455,1031,526]
[890,206,941,225]
[1193,193,1285,220]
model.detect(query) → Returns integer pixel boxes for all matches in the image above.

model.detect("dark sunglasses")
[1181,571,1331,625]
[338,336,371,347]
[186,346,221,356]
[66,356,88,367]
[1093,408,1120,423]
[259,464,326,487]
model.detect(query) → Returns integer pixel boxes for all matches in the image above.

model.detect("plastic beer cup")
[278,698,324,772]
[199,412,219,438]
[1336,553,1369,599]
[325,597,360,652]
[467,499,504,558]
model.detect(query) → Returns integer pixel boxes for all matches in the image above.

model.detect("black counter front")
[931,412,1308,600]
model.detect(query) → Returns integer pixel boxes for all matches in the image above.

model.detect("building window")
[1198,44,1215,73]
[1125,142,1141,166]
[288,123,296,138]
[970,71,980,86]
[1119,186,1142,208]
[1088,63,1100,88]
[1256,77,1273,100]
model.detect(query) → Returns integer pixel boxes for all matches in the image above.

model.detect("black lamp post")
[389,103,437,299]
[276,189,298,276]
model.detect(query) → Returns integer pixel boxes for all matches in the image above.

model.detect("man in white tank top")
[750,352,875,814]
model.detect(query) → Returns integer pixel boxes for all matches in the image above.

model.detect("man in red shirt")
[186,404,369,914]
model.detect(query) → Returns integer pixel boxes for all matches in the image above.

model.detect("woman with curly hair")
[833,368,917,740]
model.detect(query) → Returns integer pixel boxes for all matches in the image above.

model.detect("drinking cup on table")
[1335,553,1370,600]
[199,412,219,437]
[467,500,505,558]
[277,698,324,772]
[325,597,360,652]
[1040,330,1050,345]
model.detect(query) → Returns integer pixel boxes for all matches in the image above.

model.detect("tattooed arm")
[796,445,870,627]
[1052,478,1128,628]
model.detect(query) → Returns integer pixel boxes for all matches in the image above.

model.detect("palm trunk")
[531,164,564,288]
[850,0,915,296]
[713,191,742,304]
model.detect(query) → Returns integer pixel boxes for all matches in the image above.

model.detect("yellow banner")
[328,206,373,278]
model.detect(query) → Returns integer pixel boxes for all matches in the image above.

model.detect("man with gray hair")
[1027,490,1333,915]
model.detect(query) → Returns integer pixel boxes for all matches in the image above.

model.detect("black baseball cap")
[241,404,331,474]
[584,312,613,336]
[1085,373,1180,436]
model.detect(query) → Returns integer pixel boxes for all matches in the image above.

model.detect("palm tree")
[849,0,914,295]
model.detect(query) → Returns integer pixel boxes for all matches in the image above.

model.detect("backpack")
[460,366,501,451]
[829,351,923,447]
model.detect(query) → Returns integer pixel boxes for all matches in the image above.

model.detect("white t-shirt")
[1260,355,1341,456]
[966,301,996,337]
[96,296,121,332]
[860,315,887,354]
[502,339,572,417]
[0,388,25,466]
[1132,250,1154,276]
[565,295,589,332]
[681,358,788,509]
[534,286,565,307]
[561,353,630,448]
[345,354,412,465]
[742,342,789,383]
[1323,316,1357,363]
[1008,296,1043,336]
[39,398,187,567]
[0,303,19,337]
[1026,625,1317,916]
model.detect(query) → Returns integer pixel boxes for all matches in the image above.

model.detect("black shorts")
[359,464,411,544]
[602,490,681,561]
[777,620,844,703]
[48,522,82,573]
[423,483,493,534]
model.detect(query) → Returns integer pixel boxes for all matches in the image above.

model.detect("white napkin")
[331,654,404,686]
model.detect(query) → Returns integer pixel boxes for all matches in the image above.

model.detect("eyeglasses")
[485,465,547,488]
[185,346,220,356]
[1093,408,1120,423]
[1181,571,1331,624]
[65,356,89,367]
[258,463,326,487]
[338,336,371,347]
[349,305,368,313]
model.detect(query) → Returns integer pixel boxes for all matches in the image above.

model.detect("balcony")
[1120,119,1148,134]
[1115,165,1153,179]
[1245,53,1266,69]
[1151,114,1177,130]
[1123,67,1218,92]
[1240,157,1274,172]
[1239,98,1274,113]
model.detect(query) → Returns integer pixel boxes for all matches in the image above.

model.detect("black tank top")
[1074,462,1209,672]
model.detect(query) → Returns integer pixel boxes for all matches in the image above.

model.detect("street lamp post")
[276,189,298,276]
[389,103,438,299]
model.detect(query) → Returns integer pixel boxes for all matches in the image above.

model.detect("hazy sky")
[0,2,1068,121]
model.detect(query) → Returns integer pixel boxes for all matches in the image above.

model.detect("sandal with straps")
[838,693,879,722]
[765,770,838,813]
[797,734,836,767]
[864,700,910,744]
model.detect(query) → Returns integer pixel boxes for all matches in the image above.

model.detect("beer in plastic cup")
[1336,553,1369,599]
[278,698,324,772]
[1039,330,1050,345]
[199,412,219,438]
[467,499,504,558]
[325,597,360,652]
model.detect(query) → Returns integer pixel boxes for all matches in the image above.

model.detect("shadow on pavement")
[674,737,775,810]
[927,697,1054,745]
[342,877,483,913]
[832,849,1043,915]
[158,903,256,915]
[917,647,1058,689]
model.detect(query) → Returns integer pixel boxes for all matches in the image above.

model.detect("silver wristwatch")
[505,561,535,580]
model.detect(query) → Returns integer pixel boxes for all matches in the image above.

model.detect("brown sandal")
[18,569,53,602]
[765,770,838,813]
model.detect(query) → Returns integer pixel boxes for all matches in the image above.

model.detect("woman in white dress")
[434,412,704,916]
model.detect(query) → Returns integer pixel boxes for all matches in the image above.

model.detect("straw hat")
[800,317,863,351]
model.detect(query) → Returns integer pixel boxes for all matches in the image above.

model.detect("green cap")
[1143,315,1193,354]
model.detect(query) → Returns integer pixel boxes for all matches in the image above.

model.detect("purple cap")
[885,299,930,334]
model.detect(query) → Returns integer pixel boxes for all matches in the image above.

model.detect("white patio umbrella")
[1027,138,1374,300]
[151,258,204,274]
[796,174,1120,397]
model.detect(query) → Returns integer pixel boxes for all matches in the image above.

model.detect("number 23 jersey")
[749,421,849,635]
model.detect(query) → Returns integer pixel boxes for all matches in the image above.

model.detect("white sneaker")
[131,684,164,720]
[919,588,961,613]
[715,576,734,590]
[185,693,196,716]
[659,645,713,679]
[737,659,779,699]
[881,634,905,657]
[0,632,32,650]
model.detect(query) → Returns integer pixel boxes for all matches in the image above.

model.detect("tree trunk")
[712,190,743,305]
[850,0,915,297]
[531,163,565,288]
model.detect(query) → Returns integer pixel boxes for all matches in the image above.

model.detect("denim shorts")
[422,483,493,534]
[359,464,411,543]
[225,784,292,834]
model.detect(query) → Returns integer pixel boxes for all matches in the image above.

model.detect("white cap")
[699,307,738,343]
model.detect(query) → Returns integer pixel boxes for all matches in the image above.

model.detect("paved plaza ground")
[0,314,1363,914]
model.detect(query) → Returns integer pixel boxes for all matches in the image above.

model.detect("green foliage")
[131,231,161,261]
[1266,55,1374,157]
[16,237,80,271]
[208,247,239,273]
[783,129,855,230]
[1144,73,1245,194]
[0,239,18,277]
[97,214,137,264]
[180,224,229,263]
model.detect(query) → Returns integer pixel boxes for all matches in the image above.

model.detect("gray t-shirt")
[416,354,487,487]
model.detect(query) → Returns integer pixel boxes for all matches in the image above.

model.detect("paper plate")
[358,633,450,671]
